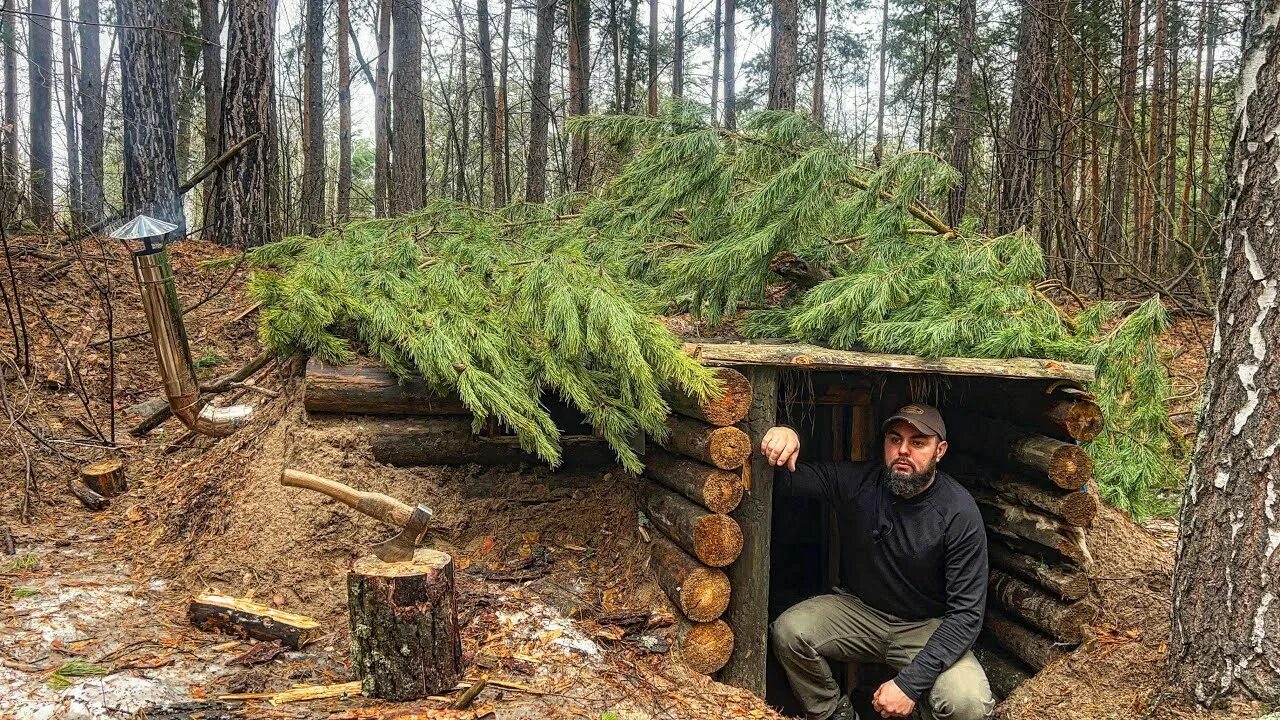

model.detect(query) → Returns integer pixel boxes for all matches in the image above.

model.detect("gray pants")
[771,593,994,720]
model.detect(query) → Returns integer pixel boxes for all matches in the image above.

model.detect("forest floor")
[0,238,1270,720]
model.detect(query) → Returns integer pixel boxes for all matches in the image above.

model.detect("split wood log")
[661,415,751,470]
[636,482,743,568]
[79,458,126,497]
[305,358,470,415]
[348,549,463,700]
[971,643,1031,700]
[646,446,744,514]
[946,412,1093,489]
[972,490,1094,570]
[188,594,321,650]
[68,479,108,510]
[981,606,1067,670]
[669,367,752,427]
[45,304,102,389]
[649,533,731,622]
[677,619,735,675]
[366,416,616,468]
[988,569,1095,643]
[988,541,1089,601]
[947,454,1097,527]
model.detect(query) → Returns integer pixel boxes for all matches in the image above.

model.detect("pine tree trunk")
[28,0,54,230]
[646,0,657,115]
[1104,0,1141,256]
[391,0,424,213]
[175,43,199,187]
[1180,0,1205,248]
[477,0,502,206]
[1197,6,1216,249]
[77,0,103,224]
[337,0,352,220]
[710,0,721,124]
[301,0,326,232]
[1162,4,1179,276]
[61,0,80,226]
[623,0,639,114]
[672,0,683,98]
[811,0,826,123]
[1,0,16,223]
[525,0,554,202]
[199,0,220,226]
[873,0,888,164]
[996,0,1048,235]
[118,0,184,238]
[497,0,511,200]
[212,0,277,247]
[375,0,391,216]
[722,0,735,129]
[1142,0,1168,268]
[450,0,470,203]
[945,0,976,226]
[1168,3,1280,701]
[567,0,590,189]
[767,0,798,111]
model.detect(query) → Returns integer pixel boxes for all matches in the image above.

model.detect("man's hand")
[760,426,800,472]
[871,679,915,718]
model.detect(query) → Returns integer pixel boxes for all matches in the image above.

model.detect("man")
[762,403,993,720]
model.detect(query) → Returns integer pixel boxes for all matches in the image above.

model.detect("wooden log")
[79,458,126,498]
[637,483,743,568]
[669,367,752,426]
[661,415,751,470]
[188,594,321,650]
[946,412,1093,489]
[305,358,470,415]
[988,541,1090,601]
[971,642,1032,700]
[347,549,463,700]
[960,382,1104,442]
[972,490,1094,570]
[646,446,744,514]
[988,569,1095,643]
[678,619,735,675]
[45,304,102,389]
[719,367,777,694]
[947,454,1097,527]
[68,479,108,511]
[982,606,1067,670]
[650,533,731,622]
[365,416,615,468]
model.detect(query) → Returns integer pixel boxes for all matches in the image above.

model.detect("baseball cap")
[882,403,947,441]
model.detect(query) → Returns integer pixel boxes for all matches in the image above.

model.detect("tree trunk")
[61,0,81,226]
[301,0,326,233]
[525,0,554,202]
[623,0,639,114]
[211,0,278,247]
[1103,0,1141,256]
[1168,4,1280,701]
[672,0,684,98]
[1141,0,1168,266]
[198,0,220,224]
[567,0,590,189]
[973,490,1094,569]
[2,0,17,222]
[873,0,888,164]
[118,0,184,238]
[28,0,54,230]
[945,0,975,226]
[722,0,735,129]
[79,457,125,497]
[1196,5,1216,248]
[810,0,826,123]
[972,643,1032,699]
[391,0,424,213]
[477,0,503,206]
[996,0,1049,235]
[497,0,511,200]
[1180,0,1206,247]
[365,417,616,468]
[175,40,200,189]
[650,533,731,622]
[646,0,657,115]
[336,0,352,220]
[189,593,321,649]
[710,0,721,123]
[374,0,392,216]
[450,0,470,203]
[303,359,471,415]
[945,412,1095,489]
[767,0,797,111]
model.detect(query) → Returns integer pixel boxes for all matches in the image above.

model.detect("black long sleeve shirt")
[776,460,988,701]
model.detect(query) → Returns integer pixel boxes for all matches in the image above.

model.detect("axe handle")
[280,469,413,527]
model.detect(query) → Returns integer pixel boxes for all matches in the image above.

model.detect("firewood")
[946,412,1093,489]
[981,606,1067,670]
[947,453,1097,527]
[988,569,1096,643]
[68,479,108,511]
[348,549,463,700]
[677,619,735,675]
[188,594,322,650]
[649,533,731,622]
[972,643,1031,700]
[305,358,470,415]
[645,446,744,514]
[636,483,743,568]
[45,304,102,390]
[79,458,126,498]
[661,415,751,470]
[988,541,1089,601]
[971,489,1094,570]
[669,367,752,426]
[367,416,615,467]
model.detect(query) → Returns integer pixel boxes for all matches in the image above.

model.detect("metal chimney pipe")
[132,245,252,437]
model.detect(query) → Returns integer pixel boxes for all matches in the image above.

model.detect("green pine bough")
[234,105,1181,518]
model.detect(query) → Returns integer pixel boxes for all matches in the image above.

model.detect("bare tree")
[811,0,826,123]
[60,0,80,225]
[302,0,327,232]
[672,0,683,98]
[80,0,105,223]
[2,0,16,222]
[28,0,54,229]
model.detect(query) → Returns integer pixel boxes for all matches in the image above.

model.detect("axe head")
[371,504,434,563]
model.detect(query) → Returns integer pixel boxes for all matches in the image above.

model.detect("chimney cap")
[110,214,180,241]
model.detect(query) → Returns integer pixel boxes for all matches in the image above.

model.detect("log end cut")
[692,514,744,568]
[672,368,753,427]
[1045,444,1094,489]
[1061,401,1104,442]
[680,567,732,622]
[702,470,745,515]
[706,426,752,470]
[680,619,735,675]
[1059,490,1099,527]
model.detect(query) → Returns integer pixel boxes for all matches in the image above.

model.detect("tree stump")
[347,548,463,701]
[79,458,126,497]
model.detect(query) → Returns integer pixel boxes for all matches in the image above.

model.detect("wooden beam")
[683,341,1095,384]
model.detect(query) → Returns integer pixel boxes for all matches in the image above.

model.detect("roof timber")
[682,341,1096,385]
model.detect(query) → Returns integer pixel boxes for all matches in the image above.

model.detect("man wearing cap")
[762,404,993,720]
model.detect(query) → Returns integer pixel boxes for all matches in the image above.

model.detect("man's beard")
[883,460,937,498]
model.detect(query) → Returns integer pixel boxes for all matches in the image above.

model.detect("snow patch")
[496,603,601,658]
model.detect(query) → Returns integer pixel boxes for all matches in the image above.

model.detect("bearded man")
[762,404,994,720]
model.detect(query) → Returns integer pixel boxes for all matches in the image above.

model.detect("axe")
[280,468,434,563]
